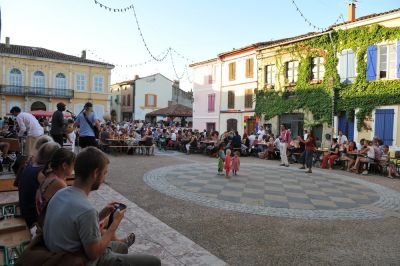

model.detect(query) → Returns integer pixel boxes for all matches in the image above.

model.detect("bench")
[108,145,155,155]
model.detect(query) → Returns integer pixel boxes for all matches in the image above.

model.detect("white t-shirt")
[16,112,44,137]
[171,132,177,141]
[338,134,348,145]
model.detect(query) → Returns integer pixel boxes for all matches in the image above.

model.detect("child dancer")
[224,149,232,178]
[232,151,240,176]
[217,144,225,176]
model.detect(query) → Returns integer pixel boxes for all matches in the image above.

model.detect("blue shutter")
[383,109,394,146]
[397,41,400,78]
[348,118,354,141]
[347,50,356,83]
[375,109,394,146]
[366,45,377,81]
[338,115,347,133]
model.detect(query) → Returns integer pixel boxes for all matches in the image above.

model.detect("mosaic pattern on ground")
[144,163,400,220]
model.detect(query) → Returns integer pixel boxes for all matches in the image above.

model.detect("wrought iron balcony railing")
[0,85,74,98]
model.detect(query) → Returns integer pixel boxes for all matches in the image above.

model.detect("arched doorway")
[31,101,46,111]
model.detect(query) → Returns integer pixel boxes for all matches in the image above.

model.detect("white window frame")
[9,68,23,86]
[265,64,276,85]
[55,73,67,89]
[93,75,104,93]
[32,71,45,88]
[75,73,86,91]
[338,49,357,84]
[286,61,299,83]
[377,42,397,80]
[311,57,325,81]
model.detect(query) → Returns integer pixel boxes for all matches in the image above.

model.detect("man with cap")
[75,102,100,148]
[10,106,44,157]
[50,102,66,146]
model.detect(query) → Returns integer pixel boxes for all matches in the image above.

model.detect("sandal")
[123,233,135,247]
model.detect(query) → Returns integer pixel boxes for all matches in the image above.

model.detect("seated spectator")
[321,138,340,169]
[342,141,357,171]
[43,147,161,265]
[351,140,375,174]
[36,148,76,218]
[18,141,60,235]
[380,145,400,178]
[231,131,241,149]
[185,134,198,155]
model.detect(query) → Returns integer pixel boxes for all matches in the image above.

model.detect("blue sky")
[1,0,399,90]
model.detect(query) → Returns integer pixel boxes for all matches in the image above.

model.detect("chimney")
[5,37,10,48]
[348,3,356,22]
[81,50,86,59]
[134,75,139,80]
[173,80,180,88]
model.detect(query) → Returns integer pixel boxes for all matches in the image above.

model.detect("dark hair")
[84,102,93,109]
[10,106,21,113]
[74,147,109,183]
[43,148,76,176]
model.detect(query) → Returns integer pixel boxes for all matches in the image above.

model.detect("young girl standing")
[217,144,225,176]
[224,149,232,178]
[232,151,240,176]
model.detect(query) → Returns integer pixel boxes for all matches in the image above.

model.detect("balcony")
[0,85,74,99]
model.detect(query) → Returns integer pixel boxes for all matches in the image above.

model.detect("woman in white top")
[351,140,375,174]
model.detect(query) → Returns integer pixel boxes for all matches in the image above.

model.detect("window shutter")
[397,41,400,78]
[347,50,356,83]
[232,63,236,80]
[366,45,377,81]
[154,95,157,107]
[145,94,148,106]
[339,51,346,83]
[249,59,254,77]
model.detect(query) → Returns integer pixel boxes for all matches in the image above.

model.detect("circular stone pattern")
[144,163,400,220]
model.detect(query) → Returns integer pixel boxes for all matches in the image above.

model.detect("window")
[127,94,131,106]
[32,71,45,88]
[311,57,325,81]
[94,75,104,92]
[145,94,157,107]
[228,62,236,81]
[206,123,216,132]
[285,61,299,83]
[93,104,104,121]
[74,103,85,114]
[378,43,396,79]
[122,95,126,106]
[208,93,215,112]
[245,89,253,109]
[339,49,356,83]
[245,58,254,78]
[228,90,235,109]
[265,64,276,85]
[227,119,237,131]
[75,73,86,91]
[55,73,66,89]
[9,68,22,86]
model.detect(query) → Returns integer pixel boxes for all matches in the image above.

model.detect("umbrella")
[30,110,71,118]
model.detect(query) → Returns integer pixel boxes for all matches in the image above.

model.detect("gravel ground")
[106,152,400,266]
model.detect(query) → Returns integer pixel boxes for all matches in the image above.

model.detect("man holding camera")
[43,147,161,265]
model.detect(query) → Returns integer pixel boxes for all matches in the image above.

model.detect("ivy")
[256,24,400,131]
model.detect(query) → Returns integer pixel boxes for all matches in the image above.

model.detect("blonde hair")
[226,149,231,156]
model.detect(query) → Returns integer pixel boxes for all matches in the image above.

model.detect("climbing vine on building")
[255,24,400,130]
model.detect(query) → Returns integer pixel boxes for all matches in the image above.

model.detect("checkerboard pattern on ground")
[144,163,400,220]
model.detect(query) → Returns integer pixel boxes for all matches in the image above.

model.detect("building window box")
[309,80,322,85]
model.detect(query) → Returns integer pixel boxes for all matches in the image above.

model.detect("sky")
[1,0,399,91]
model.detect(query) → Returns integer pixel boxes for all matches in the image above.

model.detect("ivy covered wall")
[255,24,400,131]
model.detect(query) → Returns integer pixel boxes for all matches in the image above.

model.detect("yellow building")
[256,6,400,147]
[0,38,114,119]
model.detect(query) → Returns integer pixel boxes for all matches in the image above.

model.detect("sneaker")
[305,169,312,173]
[362,170,368,175]
[299,166,306,169]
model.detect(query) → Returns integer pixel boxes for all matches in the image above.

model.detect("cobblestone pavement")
[107,153,400,265]
[144,163,400,220]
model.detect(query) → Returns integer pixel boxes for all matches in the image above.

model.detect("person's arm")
[83,209,126,261]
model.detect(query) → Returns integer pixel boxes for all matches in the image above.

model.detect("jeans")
[91,241,161,266]
[305,150,313,169]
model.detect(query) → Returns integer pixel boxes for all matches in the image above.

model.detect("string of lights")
[92,0,194,79]
[169,50,187,80]
[289,0,343,32]
[86,48,170,68]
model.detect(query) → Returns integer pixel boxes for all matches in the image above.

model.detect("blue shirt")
[76,112,97,137]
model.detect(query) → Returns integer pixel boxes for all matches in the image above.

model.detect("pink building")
[190,58,221,132]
